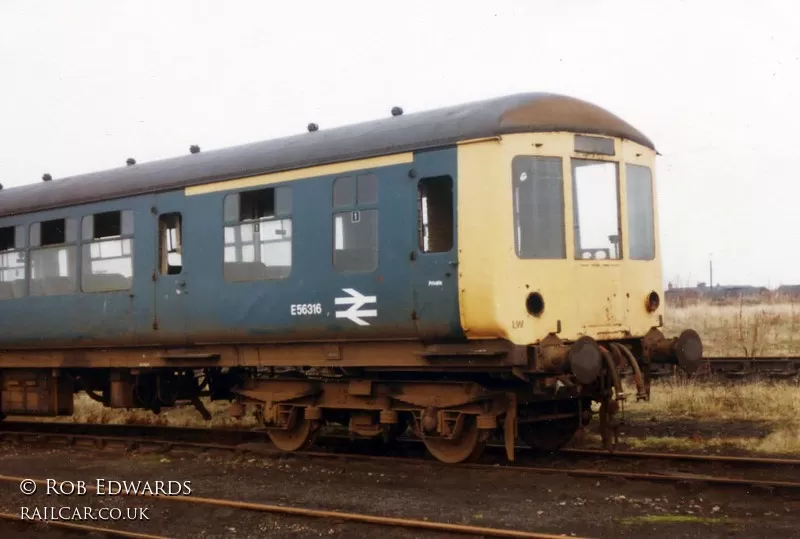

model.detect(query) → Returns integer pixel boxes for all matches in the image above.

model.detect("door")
[411,174,461,340]
[571,158,625,330]
[153,207,188,343]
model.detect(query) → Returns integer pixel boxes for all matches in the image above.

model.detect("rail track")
[1,420,799,492]
[640,356,800,380]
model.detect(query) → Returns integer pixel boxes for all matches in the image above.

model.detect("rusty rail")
[0,475,585,539]
[0,511,169,539]
[1,422,799,491]
[559,447,800,467]
[628,356,800,381]
[5,420,800,469]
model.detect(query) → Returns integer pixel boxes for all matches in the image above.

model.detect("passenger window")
[29,218,78,296]
[223,186,292,281]
[333,174,377,207]
[512,156,566,259]
[418,176,454,253]
[356,174,378,204]
[159,213,183,275]
[333,177,356,207]
[626,164,656,260]
[333,210,378,272]
[571,159,621,260]
[0,225,26,299]
[333,173,378,272]
[81,210,134,293]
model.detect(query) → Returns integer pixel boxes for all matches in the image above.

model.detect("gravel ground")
[0,440,798,539]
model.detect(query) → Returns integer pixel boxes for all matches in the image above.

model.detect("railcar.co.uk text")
[17,478,193,521]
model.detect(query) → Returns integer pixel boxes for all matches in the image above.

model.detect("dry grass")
[664,300,800,356]
[603,378,800,456]
[639,378,799,423]
[24,393,259,429]
[641,299,800,454]
[615,429,800,455]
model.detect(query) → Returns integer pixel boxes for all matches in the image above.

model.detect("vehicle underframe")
[0,328,701,463]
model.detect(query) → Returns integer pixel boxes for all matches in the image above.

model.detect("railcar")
[0,93,702,463]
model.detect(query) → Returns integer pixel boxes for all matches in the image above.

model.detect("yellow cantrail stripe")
[185,152,413,196]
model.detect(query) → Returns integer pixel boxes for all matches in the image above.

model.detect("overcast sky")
[1,1,798,288]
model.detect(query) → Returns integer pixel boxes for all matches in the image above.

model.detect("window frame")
[570,158,622,261]
[80,209,135,293]
[417,175,455,254]
[158,212,184,276]
[332,173,379,273]
[625,164,656,261]
[222,185,293,282]
[0,224,28,300]
[511,155,567,260]
[28,216,79,297]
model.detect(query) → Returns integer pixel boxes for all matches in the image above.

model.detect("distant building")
[665,283,775,305]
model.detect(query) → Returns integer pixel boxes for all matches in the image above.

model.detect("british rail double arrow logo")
[334,288,378,326]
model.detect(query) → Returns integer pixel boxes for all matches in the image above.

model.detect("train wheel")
[519,419,579,454]
[267,418,319,452]
[381,412,410,444]
[422,417,487,464]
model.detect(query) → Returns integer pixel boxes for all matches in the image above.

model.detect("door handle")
[176,280,187,295]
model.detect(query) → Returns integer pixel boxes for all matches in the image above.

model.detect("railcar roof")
[0,92,654,217]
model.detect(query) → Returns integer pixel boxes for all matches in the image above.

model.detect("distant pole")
[709,258,713,289]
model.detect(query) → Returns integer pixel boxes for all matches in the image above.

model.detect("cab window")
[512,156,566,259]
[572,159,621,260]
[626,164,656,260]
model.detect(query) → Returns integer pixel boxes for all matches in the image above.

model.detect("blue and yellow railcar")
[0,93,702,462]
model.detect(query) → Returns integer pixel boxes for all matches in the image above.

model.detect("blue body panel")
[0,196,153,345]
[0,149,464,348]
